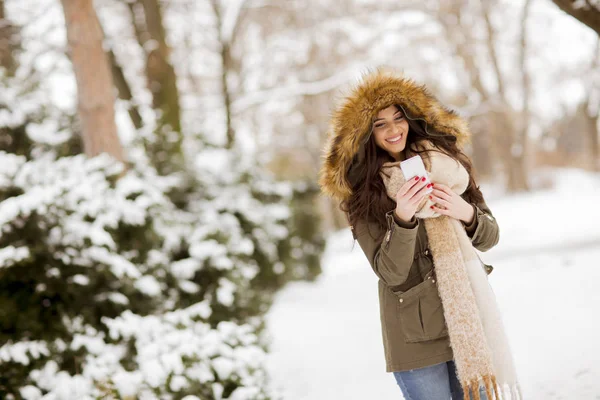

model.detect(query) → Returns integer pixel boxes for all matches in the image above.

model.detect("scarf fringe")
[462,375,523,400]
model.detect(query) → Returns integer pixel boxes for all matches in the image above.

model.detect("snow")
[217,278,237,307]
[20,386,42,400]
[0,341,49,365]
[84,247,140,279]
[0,245,30,268]
[265,168,600,400]
[221,0,246,45]
[71,274,90,286]
[0,146,290,397]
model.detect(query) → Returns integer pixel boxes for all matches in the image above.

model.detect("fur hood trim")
[318,68,471,202]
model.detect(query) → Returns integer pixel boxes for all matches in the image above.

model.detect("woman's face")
[372,105,409,161]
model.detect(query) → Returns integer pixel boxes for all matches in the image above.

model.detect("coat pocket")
[394,273,448,343]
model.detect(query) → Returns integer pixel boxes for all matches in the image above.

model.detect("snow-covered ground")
[265,169,600,400]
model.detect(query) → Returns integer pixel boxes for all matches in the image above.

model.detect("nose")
[391,124,400,134]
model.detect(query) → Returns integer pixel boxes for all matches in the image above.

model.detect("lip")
[386,134,402,143]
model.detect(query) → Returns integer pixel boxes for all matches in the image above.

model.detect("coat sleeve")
[354,210,419,287]
[461,197,500,252]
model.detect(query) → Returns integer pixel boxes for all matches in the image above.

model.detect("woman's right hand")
[394,176,431,222]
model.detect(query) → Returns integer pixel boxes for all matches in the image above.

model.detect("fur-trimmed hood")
[318,68,471,202]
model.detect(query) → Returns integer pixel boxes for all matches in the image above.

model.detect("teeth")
[387,135,402,143]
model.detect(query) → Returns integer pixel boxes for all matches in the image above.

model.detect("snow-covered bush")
[0,25,323,396]
[0,70,79,159]
[0,151,276,399]
[188,147,325,318]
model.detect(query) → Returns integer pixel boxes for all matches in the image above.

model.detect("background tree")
[552,0,600,35]
[124,0,185,176]
[60,0,124,162]
[0,0,325,397]
[0,0,18,75]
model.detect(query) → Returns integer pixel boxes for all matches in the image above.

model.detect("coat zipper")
[384,212,394,250]
[384,230,391,248]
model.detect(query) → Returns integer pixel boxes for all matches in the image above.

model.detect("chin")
[389,144,406,153]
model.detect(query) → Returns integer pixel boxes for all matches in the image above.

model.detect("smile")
[386,135,402,144]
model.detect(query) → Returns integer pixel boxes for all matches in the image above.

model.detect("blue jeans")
[393,360,488,400]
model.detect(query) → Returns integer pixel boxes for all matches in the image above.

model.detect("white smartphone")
[400,155,433,194]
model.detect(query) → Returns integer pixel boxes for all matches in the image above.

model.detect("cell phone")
[400,155,433,194]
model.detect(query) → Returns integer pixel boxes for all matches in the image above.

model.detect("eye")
[395,115,404,121]
[374,123,385,129]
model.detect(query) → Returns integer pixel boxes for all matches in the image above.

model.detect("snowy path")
[265,171,600,400]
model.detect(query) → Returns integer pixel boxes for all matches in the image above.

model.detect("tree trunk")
[108,48,143,130]
[60,0,124,162]
[587,114,599,172]
[512,0,533,192]
[220,40,235,149]
[0,0,18,74]
[210,0,236,149]
[586,41,600,171]
[139,0,181,134]
[127,0,184,176]
[436,3,494,177]
[507,151,529,192]
[481,0,529,192]
[582,99,600,171]
[481,0,507,100]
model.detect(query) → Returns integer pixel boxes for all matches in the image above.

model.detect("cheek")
[401,120,409,134]
[373,131,386,148]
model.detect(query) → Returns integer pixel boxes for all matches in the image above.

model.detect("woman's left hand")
[429,183,475,224]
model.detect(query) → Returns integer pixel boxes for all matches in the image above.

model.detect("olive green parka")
[318,69,500,372]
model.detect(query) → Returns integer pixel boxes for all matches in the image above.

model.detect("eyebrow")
[373,111,402,123]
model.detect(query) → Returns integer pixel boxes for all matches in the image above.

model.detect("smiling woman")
[318,69,522,400]
[371,105,409,161]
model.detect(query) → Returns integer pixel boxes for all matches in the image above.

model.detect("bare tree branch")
[516,0,534,188]
[231,66,362,114]
[435,2,491,101]
[551,0,600,36]
[481,0,507,100]
[108,48,143,130]
[209,0,235,149]
[221,0,246,45]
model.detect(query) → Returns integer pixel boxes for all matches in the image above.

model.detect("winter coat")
[354,204,498,372]
[318,69,500,372]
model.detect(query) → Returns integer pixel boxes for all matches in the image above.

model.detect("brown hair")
[340,104,483,240]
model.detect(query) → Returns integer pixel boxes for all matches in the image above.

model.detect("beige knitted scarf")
[379,140,522,400]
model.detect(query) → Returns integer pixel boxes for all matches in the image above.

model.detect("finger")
[410,184,430,204]
[430,204,450,215]
[429,195,451,208]
[433,183,453,197]
[398,176,422,197]
[410,179,432,199]
[404,177,429,199]
[431,189,452,202]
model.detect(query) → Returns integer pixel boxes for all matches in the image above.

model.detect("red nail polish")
[430,205,434,209]
[427,183,432,188]
[414,176,419,181]
[421,177,426,182]
[429,195,432,199]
